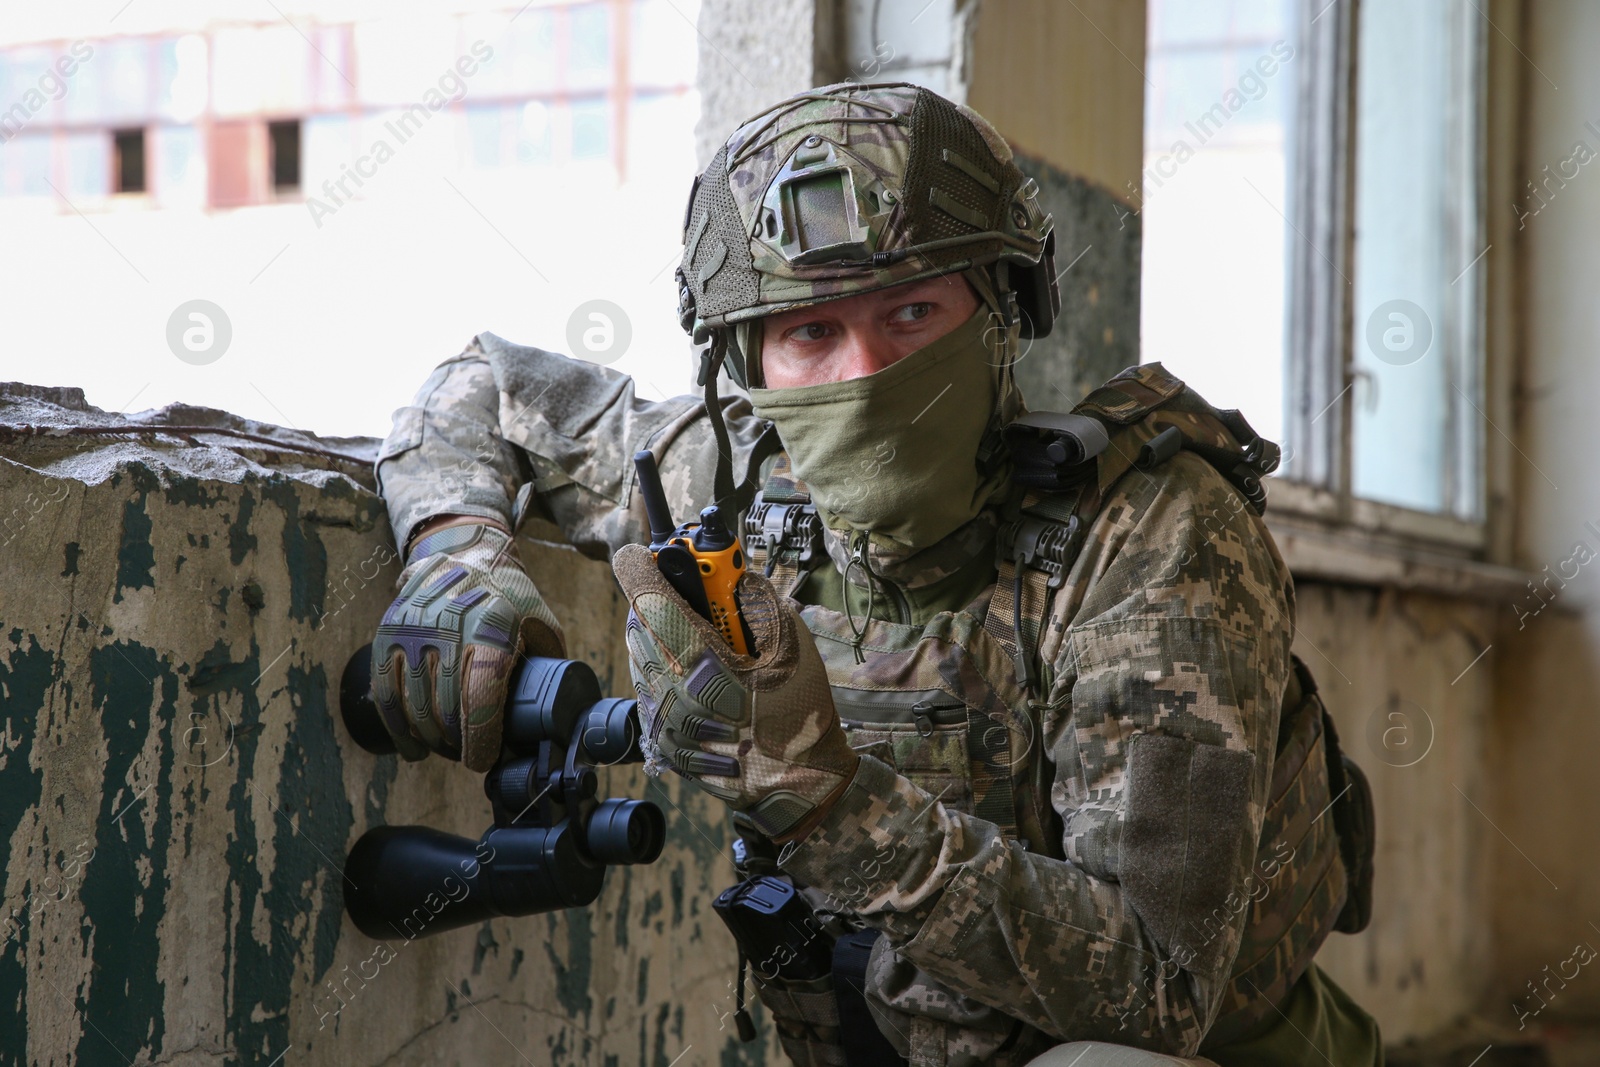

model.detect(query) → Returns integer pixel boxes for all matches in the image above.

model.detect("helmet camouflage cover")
[676,81,1059,386]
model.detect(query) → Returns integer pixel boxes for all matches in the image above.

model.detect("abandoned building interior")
[2,1,1598,1064]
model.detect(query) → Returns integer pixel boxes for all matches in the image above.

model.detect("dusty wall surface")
[1487,611,1600,1023]
[1475,0,1600,1030]
[1009,152,1142,409]
[966,0,1146,203]
[692,0,819,171]
[0,384,778,1066]
[1286,582,1498,1042]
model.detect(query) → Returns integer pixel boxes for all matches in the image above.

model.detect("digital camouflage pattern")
[612,542,860,838]
[374,332,1326,1062]
[374,332,776,558]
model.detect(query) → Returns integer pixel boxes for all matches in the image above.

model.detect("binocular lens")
[586,799,666,866]
[581,698,641,766]
[339,646,397,755]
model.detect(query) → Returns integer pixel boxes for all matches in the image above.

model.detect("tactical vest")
[738,364,1375,1065]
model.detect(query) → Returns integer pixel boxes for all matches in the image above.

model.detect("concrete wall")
[692,0,820,171]
[1288,584,1498,1040]
[967,0,1146,202]
[1486,0,1600,1025]
[0,383,779,1066]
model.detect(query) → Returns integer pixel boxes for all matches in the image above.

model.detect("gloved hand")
[371,521,565,771]
[611,543,859,841]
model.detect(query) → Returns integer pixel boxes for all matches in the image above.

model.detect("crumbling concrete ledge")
[0,383,768,1066]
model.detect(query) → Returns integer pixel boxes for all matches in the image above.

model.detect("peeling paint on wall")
[0,385,778,1066]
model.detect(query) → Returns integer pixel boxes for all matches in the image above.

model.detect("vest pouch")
[832,687,975,815]
[749,971,848,1067]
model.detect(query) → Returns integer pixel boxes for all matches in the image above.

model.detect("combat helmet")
[676,81,1060,390]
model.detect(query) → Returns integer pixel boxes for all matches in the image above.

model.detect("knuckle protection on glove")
[682,654,748,724]
[400,649,447,748]
[371,522,564,763]
[369,646,430,761]
[464,595,520,653]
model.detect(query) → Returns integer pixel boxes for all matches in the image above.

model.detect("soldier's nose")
[837,333,902,382]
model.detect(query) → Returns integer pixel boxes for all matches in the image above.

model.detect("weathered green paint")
[0,631,51,1067]
[283,662,357,1016]
[546,904,596,1020]
[2,386,785,1065]
[263,481,329,625]
[114,472,157,602]
[228,489,258,566]
[79,638,176,1065]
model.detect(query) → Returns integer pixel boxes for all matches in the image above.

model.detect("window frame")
[1276,0,1494,557]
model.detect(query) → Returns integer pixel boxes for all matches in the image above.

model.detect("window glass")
[254,24,313,115]
[505,9,559,95]
[0,131,51,197]
[464,102,506,167]
[356,18,457,109]
[628,90,698,181]
[100,38,149,123]
[568,3,612,92]
[1350,0,1481,516]
[517,100,554,166]
[8,47,64,125]
[64,130,110,198]
[461,13,515,96]
[311,24,353,109]
[570,98,610,162]
[1139,0,1298,448]
[302,114,353,195]
[152,124,205,208]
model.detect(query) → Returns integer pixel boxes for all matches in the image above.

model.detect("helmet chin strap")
[699,331,738,509]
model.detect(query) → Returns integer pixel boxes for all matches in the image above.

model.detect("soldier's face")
[758,274,979,389]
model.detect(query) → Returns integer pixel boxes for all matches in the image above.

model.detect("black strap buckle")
[1001,512,1081,591]
[744,501,823,577]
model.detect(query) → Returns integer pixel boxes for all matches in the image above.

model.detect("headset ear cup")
[1014,229,1060,340]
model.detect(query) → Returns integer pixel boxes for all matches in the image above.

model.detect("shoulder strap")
[986,362,1283,691]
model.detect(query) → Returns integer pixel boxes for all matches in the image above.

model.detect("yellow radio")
[633,450,755,655]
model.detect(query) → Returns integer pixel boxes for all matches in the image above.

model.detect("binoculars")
[337,646,665,941]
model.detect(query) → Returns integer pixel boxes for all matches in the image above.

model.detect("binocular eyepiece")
[338,646,665,941]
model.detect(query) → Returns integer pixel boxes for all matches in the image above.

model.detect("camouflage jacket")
[375,332,1296,1062]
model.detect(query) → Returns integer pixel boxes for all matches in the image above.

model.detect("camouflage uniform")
[375,338,1378,1064]
[375,82,1379,1066]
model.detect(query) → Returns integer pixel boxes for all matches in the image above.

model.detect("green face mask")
[749,307,1006,553]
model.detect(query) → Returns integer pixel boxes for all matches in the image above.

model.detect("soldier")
[369,83,1381,1066]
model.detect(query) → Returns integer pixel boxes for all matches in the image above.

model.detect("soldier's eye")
[892,302,933,323]
[785,322,831,343]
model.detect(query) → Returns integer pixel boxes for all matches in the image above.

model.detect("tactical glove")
[611,543,859,841]
[371,521,564,771]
